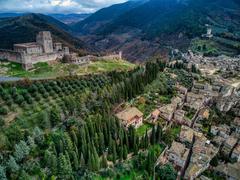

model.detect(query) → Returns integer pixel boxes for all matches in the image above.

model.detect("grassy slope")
[0,59,135,78]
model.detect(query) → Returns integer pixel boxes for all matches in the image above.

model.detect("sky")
[0,0,128,14]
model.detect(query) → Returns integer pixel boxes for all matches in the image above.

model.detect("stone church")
[0,31,70,70]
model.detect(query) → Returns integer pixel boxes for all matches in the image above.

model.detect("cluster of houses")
[113,68,239,179]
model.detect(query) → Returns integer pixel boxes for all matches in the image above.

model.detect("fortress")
[0,31,70,70]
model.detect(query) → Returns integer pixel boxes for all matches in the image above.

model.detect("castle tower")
[36,31,53,53]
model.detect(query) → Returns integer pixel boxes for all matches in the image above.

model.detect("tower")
[36,31,53,53]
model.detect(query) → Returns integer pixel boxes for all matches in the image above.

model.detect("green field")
[0,59,135,78]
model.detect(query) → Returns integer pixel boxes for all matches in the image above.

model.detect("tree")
[49,108,61,126]
[7,156,20,173]
[14,140,30,162]
[0,165,7,180]
[156,164,177,180]
[123,145,128,160]
[50,154,58,175]
[0,117,5,128]
[150,126,156,145]
[156,124,162,143]
[58,153,72,179]
[71,151,79,171]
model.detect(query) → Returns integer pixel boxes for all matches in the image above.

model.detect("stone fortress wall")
[0,31,69,70]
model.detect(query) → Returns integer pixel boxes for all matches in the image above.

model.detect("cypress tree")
[71,151,79,171]
[123,145,128,160]
[50,154,58,175]
[156,124,162,143]
[112,142,117,164]
[150,126,156,145]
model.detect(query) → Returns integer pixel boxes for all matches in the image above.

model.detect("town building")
[159,104,175,121]
[0,31,70,70]
[173,109,187,124]
[151,109,160,122]
[198,108,210,120]
[179,126,203,144]
[231,144,240,162]
[222,136,238,157]
[186,92,205,110]
[115,107,143,129]
[210,124,231,138]
[232,117,240,134]
[185,136,218,180]
[166,141,189,169]
[214,162,240,180]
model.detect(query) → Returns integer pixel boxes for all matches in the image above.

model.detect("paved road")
[0,76,22,82]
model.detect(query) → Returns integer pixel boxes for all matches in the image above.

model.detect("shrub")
[0,107,9,115]
[15,95,25,105]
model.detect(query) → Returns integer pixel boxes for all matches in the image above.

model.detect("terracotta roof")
[152,109,160,117]
[116,107,143,122]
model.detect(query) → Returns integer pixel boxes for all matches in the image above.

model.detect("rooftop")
[179,126,203,143]
[116,107,143,122]
[225,136,238,147]
[168,141,189,159]
[215,162,240,179]
[14,42,41,48]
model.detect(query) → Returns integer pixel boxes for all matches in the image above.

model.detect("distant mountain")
[0,13,85,51]
[49,13,91,25]
[0,13,25,18]
[76,0,240,61]
[72,0,146,34]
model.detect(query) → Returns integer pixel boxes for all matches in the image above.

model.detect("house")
[215,162,240,180]
[186,92,205,110]
[222,136,238,157]
[198,108,210,120]
[171,96,183,108]
[115,107,143,129]
[173,109,186,123]
[179,126,203,144]
[212,136,225,147]
[231,144,240,162]
[151,109,160,122]
[159,104,175,121]
[232,117,240,134]
[176,84,188,95]
[185,136,218,180]
[210,124,230,138]
[166,141,189,169]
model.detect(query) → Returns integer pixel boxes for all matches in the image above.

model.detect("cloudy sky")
[0,0,128,14]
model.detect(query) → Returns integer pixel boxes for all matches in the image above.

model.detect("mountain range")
[0,13,85,52]
[74,0,240,60]
[0,0,240,61]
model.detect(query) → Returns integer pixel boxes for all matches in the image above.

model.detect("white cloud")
[0,0,128,14]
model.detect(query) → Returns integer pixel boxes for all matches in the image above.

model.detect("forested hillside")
[0,60,179,179]
[76,0,240,61]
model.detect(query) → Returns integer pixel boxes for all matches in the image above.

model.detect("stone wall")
[0,49,23,63]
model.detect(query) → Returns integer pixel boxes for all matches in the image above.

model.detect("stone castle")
[0,31,70,70]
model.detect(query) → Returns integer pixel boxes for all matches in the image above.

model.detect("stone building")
[115,107,143,129]
[0,31,70,70]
